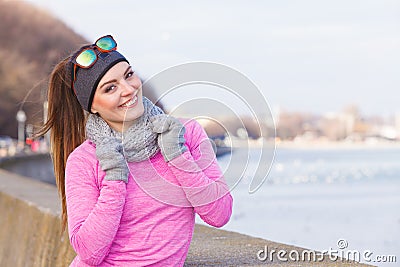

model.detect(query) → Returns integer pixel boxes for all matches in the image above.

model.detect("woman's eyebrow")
[99,66,132,89]
[99,79,117,89]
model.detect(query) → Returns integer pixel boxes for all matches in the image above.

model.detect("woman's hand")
[95,137,129,183]
[150,115,187,162]
[86,114,129,183]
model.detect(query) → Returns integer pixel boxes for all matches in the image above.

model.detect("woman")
[38,35,233,266]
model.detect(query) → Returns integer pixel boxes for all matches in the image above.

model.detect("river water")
[210,147,400,266]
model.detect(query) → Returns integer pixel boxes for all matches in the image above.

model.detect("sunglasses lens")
[96,36,117,51]
[75,49,97,67]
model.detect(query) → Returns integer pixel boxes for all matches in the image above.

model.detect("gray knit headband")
[71,49,128,112]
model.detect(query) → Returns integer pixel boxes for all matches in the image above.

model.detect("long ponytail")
[37,58,86,232]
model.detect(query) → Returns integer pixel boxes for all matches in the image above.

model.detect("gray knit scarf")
[86,96,164,162]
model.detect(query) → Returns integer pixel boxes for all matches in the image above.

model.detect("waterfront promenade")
[0,155,373,266]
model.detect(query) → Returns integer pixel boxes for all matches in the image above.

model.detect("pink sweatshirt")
[65,119,233,266]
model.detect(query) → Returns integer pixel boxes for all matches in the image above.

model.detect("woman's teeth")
[121,96,138,107]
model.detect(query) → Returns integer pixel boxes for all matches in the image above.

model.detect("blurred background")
[0,0,399,265]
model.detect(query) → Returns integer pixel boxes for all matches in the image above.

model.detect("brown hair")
[37,57,86,232]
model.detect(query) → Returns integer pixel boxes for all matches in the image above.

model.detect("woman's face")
[91,61,144,132]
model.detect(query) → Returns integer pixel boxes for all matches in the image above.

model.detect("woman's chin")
[122,104,144,121]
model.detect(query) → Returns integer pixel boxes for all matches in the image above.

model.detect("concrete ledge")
[0,169,372,266]
[186,225,372,266]
[0,169,75,266]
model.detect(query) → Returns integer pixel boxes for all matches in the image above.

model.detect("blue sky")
[25,0,400,117]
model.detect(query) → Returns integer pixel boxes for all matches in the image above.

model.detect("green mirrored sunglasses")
[71,35,117,92]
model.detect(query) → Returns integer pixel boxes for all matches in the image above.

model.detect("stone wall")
[0,169,75,266]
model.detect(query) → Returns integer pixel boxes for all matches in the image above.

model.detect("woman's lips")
[119,95,138,108]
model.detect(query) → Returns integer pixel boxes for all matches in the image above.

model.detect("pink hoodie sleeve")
[65,147,127,265]
[168,119,233,227]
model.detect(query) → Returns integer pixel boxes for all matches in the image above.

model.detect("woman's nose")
[120,80,137,96]
[121,75,142,95]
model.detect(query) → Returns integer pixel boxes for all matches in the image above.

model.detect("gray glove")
[95,136,129,183]
[86,115,129,183]
[150,115,188,162]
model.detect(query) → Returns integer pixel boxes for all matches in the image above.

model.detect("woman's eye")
[126,71,134,79]
[105,85,116,93]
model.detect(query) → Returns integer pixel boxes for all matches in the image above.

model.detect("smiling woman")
[91,62,144,132]
[36,35,233,266]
